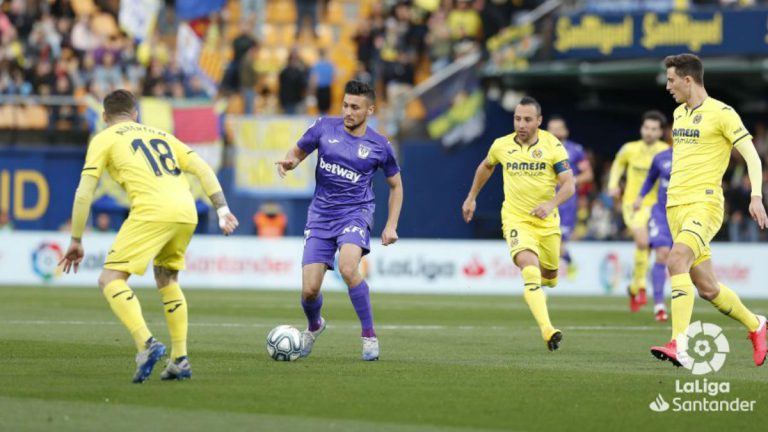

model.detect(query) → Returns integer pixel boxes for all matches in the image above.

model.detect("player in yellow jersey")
[462,97,575,351]
[58,90,240,382]
[650,54,768,368]
[607,111,669,312]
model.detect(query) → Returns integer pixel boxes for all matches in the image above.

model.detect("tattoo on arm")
[210,191,228,209]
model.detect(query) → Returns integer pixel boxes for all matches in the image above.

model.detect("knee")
[667,249,691,274]
[302,280,322,299]
[541,268,558,287]
[97,275,110,290]
[153,266,178,288]
[338,262,359,286]
[692,276,719,301]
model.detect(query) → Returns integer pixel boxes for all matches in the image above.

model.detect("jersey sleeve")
[297,117,323,154]
[81,133,110,178]
[552,141,571,174]
[607,144,629,189]
[485,139,502,166]
[167,134,196,170]
[381,141,401,177]
[638,154,661,198]
[720,106,751,146]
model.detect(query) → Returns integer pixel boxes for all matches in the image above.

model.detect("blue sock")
[348,280,376,337]
[562,250,572,265]
[301,293,323,331]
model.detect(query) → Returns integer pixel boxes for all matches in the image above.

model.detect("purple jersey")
[559,140,586,238]
[639,148,672,210]
[640,148,673,249]
[297,117,400,233]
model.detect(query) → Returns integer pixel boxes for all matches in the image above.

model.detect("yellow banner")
[230,116,317,196]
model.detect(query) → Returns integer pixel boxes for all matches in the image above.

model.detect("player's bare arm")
[462,159,496,223]
[531,169,575,219]
[381,173,403,246]
[575,159,593,186]
[276,146,309,178]
[734,140,768,229]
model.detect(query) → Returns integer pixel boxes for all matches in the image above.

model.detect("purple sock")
[562,251,572,265]
[301,293,323,331]
[348,280,376,337]
[652,262,666,305]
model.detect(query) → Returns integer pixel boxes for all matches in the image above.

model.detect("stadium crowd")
[0,0,765,241]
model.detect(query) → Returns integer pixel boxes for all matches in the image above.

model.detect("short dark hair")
[664,53,703,85]
[642,110,667,129]
[547,114,566,124]
[517,96,541,116]
[344,80,375,102]
[103,89,137,119]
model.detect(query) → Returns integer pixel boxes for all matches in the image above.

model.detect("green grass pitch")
[1,287,766,431]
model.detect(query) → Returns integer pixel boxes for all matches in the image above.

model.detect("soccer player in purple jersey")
[275,80,403,361]
[546,116,593,278]
[634,148,673,322]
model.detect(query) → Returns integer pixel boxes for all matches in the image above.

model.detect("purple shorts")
[302,219,371,270]
[649,205,673,249]
[559,198,577,241]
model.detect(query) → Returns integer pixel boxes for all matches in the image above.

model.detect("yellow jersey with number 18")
[82,121,198,224]
[667,97,751,208]
[486,129,571,228]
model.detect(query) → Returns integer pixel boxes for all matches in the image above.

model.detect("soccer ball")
[266,325,303,361]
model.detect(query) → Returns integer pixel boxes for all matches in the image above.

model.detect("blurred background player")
[608,111,669,312]
[634,146,673,322]
[651,54,768,368]
[58,90,239,383]
[463,96,575,352]
[546,115,593,277]
[276,80,403,361]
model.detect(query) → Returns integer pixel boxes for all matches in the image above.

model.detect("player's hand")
[749,196,768,229]
[462,198,476,222]
[381,225,398,246]
[608,187,621,200]
[217,207,239,236]
[632,197,642,212]
[530,201,555,219]
[275,159,299,178]
[59,240,84,274]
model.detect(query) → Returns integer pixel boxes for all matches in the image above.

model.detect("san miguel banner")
[554,8,768,59]
[228,116,317,197]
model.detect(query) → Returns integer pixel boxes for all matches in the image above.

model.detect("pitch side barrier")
[2,231,764,297]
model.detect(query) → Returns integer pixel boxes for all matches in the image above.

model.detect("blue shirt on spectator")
[311,60,334,88]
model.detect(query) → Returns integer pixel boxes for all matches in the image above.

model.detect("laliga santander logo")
[32,242,64,281]
[679,321,730,375]
[599,253,622,294]
[462,256,486,278]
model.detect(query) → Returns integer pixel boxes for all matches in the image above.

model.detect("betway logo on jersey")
[319,157,361,183]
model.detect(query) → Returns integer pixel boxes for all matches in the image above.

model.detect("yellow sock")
[670,273,695,344]
[630,248,649,295]
[103,280,152,352]
[159,282,188,359]
[522,266,553,339]
[542,277,558,288]
[710,283,760,332]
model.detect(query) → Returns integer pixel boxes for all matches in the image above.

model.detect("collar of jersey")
[513,136,539,149]
[683,97,708,116]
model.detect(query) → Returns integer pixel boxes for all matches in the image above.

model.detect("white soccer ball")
[266,325,303,361]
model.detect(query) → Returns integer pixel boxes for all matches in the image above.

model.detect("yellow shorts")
[105,218,196,275]
[622,203,652,230]
[502,220,561,271]
[667,201,724,267]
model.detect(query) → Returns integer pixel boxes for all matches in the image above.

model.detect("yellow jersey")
[82,121,198,224]
[486,129,571,227]
[608,140,669,208]
[668,97,751,207]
